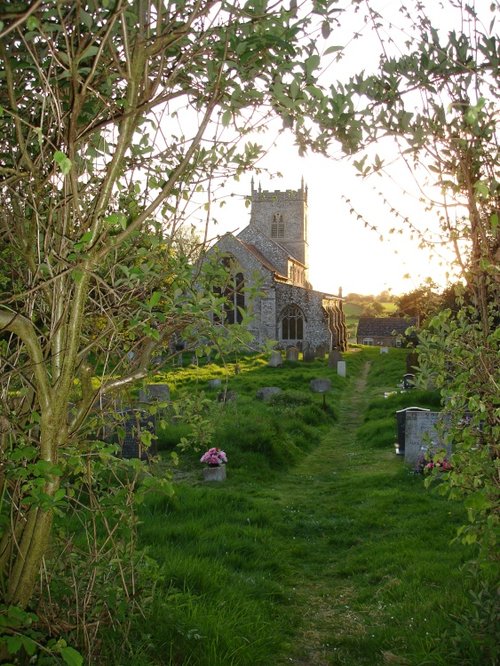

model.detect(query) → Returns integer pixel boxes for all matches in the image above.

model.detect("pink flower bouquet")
[200,447,227,467]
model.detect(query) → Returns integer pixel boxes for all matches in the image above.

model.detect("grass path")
[272,361,374,665]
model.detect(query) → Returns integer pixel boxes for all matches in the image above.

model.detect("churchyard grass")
[98,348,486,665]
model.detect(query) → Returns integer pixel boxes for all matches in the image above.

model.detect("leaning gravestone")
[337,360,346,377]
[256,387,282,401]
[286,347,299,362]
[404,411,451,466]
[328,350,342,368]
[268,351,283,367]
[115,409,157,459]
[139,383,170,404]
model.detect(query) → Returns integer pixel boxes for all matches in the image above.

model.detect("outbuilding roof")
[357,316,417,337]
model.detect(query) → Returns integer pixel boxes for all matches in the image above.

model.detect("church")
[210,179,347,353]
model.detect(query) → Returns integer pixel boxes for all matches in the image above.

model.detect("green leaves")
[54,150,72,175]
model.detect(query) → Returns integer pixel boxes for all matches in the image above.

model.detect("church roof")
[238,240,288,280]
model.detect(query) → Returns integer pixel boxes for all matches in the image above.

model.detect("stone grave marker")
[310,378,332,409]
[207,378,222,390]
[286,346,299,362]
[404,411,451,466]
[395,406,430,455]
[303,346,315,362]
[337,360,346,377]
[268,350,283,367]
[115,409,157,459]
[328,349,342,368]
[256,387,282,401]
[139,383,170,404]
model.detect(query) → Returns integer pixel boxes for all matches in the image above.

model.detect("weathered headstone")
[404,411,451,466]
[402,373,416,390]
[286,346,299,362]
[328,349,342,368]
[406,351,419,373]
[218,389,236,403]
[303,347,315,362]
[395,406,430,455]
[139,383,170,404]
[310,378,332,393]
[337,360,346,377]
[115,409,157,459]
[207,378,222,390]
[256,386,282,401]
[268,350,283,367]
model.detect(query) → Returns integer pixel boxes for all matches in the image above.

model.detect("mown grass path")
[263,357,468,666]
[272,360,374,665]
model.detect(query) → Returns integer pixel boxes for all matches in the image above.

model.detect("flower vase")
[203,465,226,482]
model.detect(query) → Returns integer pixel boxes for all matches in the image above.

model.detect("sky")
[197,0,491,297]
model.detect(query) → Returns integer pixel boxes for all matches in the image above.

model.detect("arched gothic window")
[214,258,245,325]
[225,271,245,324]
[281,305,304,340]
[271,213,284,238]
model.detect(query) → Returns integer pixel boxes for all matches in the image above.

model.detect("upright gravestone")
[115,409,157,459]
[207,378,222,390]
[395,406,430,455]
[286,347,299,362]
[328,349,343,368]
[404,411,451,466]
[337,360,346,377]
[303,347,315,362]
[256,387,282,401]
[139,383,170,404]
[268,351,283,367]
[310,378,332,410]
[406,352,419,373]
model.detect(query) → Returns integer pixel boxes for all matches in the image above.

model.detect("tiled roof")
[357,316,417,337]
[238,240,288,279]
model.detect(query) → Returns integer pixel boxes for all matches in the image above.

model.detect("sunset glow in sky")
[200,0,484,296]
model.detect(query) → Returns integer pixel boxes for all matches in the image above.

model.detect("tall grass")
[96,348,488,665]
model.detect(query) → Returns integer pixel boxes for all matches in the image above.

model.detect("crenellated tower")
[250,178,309,268]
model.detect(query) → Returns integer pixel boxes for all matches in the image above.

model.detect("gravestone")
[218,389,237,403]
[139,383,170,404]
[286,347,299,362]
[402,373,416,390]
[310,378,332,410]
[315,345,327,359]
[395,406,430,455]
[303,347,315,362]
[256,387,282,401]
[328,349,343,368]
[337,360,346,377]
[310,378,332,393]
[404,411,451,466]
[380,347,389,354]
[406,352,419,373]
[207,378,222,390]
[268,351,283,367]
[115,409,157,459]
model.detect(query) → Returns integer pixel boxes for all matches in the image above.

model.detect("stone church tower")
[250,178,309,272]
